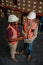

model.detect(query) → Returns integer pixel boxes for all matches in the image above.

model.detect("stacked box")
[17,0,22,9]
[7,9,15,16]
[37,1,43,14]
[9,0,14,7]
[0,9,5,18]
[13,5,17,8]
[1,0,17,8]
[26,0,33,12]
[5,0,9,6]
[22,0,27,12]
[31,0,37,12]
[17,0,43,14]
[17,0,27,12]
[10,10,14,14]
[7,9,11,15]
[5,0,14,7]
[17,0,32,12]
[1,0,5,6]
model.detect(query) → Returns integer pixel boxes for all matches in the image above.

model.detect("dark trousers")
[23,42,33,55]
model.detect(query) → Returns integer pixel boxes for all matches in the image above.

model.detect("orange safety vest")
[7,24,18,44]
[23,21,28,32]
[28,24,35,38]
[23,21,37,39]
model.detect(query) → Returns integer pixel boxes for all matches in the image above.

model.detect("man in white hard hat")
[7,14,20,61]
[21,11,39,60]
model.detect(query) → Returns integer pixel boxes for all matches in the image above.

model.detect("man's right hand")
[24,33,27,38]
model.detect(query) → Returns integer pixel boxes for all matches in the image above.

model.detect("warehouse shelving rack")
[0,4,43,16]
[0,3,43,32]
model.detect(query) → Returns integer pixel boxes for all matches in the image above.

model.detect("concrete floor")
[0,18,43,65]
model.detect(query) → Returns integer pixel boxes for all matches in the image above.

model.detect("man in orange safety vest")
[7,14,20,61]
[22,11,39,60]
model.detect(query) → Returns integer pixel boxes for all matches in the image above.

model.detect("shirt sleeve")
[22,22,27,34]
[31,25,38,41]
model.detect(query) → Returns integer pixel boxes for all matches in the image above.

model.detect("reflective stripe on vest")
[8,24,17,44]
[28,24,35,38]
[23,22,37,39]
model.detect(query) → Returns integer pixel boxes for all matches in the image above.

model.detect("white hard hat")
[27,11,36,19]
[8,14,19,22]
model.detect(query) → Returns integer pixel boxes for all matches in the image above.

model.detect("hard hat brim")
[27,16,36,19]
